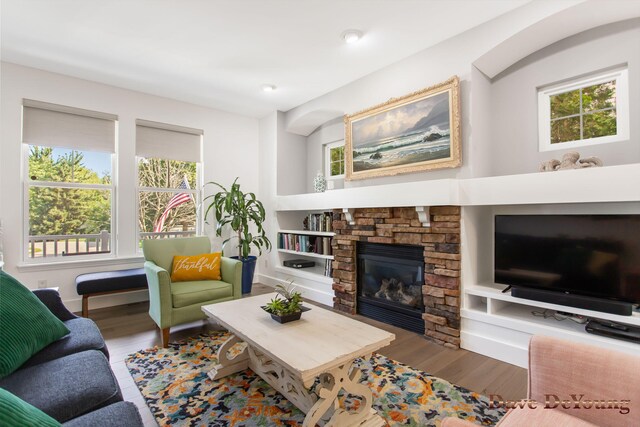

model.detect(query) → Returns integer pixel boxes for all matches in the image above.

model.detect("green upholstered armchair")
[142,236,242,347]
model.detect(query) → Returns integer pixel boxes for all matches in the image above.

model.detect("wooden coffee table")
[202,293,395,426]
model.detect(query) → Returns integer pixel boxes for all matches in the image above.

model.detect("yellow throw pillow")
[171,252,221,282]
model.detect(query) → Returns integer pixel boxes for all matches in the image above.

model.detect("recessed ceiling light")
[261,84,276,92]
[341,29,363,44]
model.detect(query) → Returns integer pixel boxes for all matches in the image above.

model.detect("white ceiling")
[1,0,530,118]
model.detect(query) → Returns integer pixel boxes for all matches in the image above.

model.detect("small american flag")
[154,176,193,233]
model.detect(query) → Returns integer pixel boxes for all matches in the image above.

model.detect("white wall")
[258,112,278,279]
[276,113,307,196]
[0,62,259,311]
[488,19,640,176]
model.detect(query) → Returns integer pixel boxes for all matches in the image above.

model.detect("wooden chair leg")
[82,296,89,318]
[161,327,170,348]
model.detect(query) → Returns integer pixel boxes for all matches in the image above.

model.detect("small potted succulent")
[262,283,307,323]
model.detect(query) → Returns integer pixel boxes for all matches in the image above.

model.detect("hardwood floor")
[90,284,526,426]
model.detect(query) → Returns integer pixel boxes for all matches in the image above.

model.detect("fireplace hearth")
[357,242,425,334]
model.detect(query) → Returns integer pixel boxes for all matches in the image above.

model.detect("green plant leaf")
[204,177,271,259]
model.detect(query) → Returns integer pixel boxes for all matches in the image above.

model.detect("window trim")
[22,144,117,264]
[135,157,202,252]
[324,140,345,180]
[538,68,629,152]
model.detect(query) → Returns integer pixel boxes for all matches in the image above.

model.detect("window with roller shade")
[22,99,116,261]
[136,120,202,248]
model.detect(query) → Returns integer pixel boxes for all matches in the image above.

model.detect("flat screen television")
[495,215,640,315]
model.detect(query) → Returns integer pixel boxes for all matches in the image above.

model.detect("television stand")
[511,286,633,316]
[462,283,640,368]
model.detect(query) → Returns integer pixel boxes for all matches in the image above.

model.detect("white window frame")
[22,145,117,263]
[538,68,629,152]
[324,140,345,180]
[136,157,202,251]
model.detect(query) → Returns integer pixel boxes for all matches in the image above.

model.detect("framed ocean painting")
[344,76,461,180]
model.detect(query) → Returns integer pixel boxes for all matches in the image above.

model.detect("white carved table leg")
[304,358,385,427]
[208,338,383,427]
[207,334,249,380]
[247,347,321,415]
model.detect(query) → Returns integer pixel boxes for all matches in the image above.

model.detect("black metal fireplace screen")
[357,242,425,334]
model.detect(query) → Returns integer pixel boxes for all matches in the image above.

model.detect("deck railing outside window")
[28,230,196,258]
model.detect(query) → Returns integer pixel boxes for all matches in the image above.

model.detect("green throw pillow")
[0,271,70,378]
[0,388,61,427]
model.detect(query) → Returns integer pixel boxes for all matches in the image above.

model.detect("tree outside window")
[137,157,198,245]
[550,81,616,144]
[325,141,345,178]
[538,69,629,152]
[27,146,113,258]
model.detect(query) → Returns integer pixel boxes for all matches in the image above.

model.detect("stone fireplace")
[357,242,425,334]
[331,206,461,348]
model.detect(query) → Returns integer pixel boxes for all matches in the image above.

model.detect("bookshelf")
[277,248,333,260]
[275,211,335,283]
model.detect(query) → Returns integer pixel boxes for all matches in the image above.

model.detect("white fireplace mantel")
[275,164,640,211]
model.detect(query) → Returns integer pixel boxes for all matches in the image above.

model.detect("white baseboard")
[461,330,528,368]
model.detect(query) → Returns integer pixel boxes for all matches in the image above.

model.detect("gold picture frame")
[345,76,461,180]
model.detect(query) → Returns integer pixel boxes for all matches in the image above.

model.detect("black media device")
[585,319,640,343]
[283,259,315,269]
[494,214,640,316]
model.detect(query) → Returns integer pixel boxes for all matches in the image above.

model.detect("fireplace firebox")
[357,242,425,334]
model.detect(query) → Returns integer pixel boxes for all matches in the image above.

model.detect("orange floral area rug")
[125,331,505,426]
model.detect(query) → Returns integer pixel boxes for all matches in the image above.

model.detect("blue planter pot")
[232,255,257,294]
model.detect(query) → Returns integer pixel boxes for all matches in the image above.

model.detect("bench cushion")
[76,268,147,295]
[170,280,233,308]
[21,318,109,369]
[0,350,122,423]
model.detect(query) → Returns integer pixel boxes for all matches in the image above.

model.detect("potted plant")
[204,177,271,294]
[262,283,307,323]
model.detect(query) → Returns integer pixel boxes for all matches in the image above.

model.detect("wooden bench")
[76,268,147,317]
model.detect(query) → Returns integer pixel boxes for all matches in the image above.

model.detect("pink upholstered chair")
[443,335,640,427]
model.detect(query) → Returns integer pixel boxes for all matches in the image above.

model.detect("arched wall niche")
[478,17,640,177]
[286,109,344,137]
[473,0,640,79]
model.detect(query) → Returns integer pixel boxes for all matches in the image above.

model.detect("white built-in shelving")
[276,178,456,210]
[276,164,640,210]
[275,265,333,286]
[462,283,640,367]
[458,163,640,206]
[275,221,335,292]
[277,248,334,260]
[279,229,335,237]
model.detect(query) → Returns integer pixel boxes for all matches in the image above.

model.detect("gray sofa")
[0,289,143,426]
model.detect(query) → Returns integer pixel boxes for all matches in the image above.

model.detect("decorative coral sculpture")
[539,152,603,172]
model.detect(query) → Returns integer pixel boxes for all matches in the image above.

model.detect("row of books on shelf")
[279,233,332,256]
[305,212,333,232]
[323,259,333,277]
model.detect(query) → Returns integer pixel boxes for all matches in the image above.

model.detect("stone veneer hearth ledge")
[331,206,461,348]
